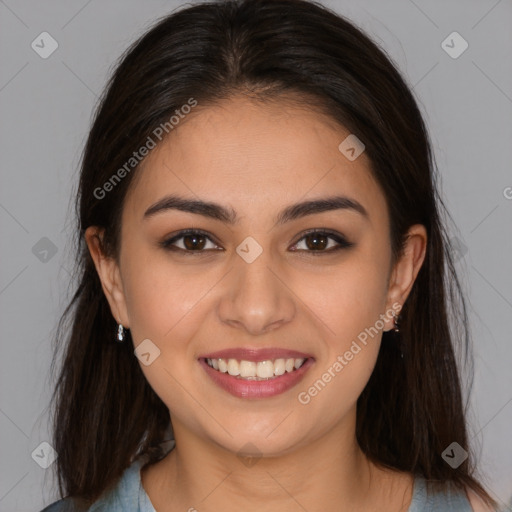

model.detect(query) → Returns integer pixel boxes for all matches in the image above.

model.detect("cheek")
[303,257,388,399]
[120,251,209,416]
[297,279,386,424]
[121,249,207,342]
[313,257,389,340]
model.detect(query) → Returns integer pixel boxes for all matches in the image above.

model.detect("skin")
[85,94,430,511]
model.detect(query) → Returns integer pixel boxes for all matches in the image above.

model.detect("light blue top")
[41,451,474,511]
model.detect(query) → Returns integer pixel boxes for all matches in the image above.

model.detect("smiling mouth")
[204,357,307,380]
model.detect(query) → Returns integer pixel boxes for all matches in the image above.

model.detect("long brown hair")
[47,0,496,508]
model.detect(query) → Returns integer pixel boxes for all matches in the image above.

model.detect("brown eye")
[161,229,220,253]
[291,230,354,254]
[182,233,207,250]
[304,232,329,250]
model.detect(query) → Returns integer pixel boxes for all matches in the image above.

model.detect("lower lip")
[199,358,314,399]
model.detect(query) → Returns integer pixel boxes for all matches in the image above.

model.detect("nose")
[216,243,296,336]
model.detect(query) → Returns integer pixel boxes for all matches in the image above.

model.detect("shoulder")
[466,487,497,512]
[39,497,79,511]
[410,475,497,512]
[39,456,152,512]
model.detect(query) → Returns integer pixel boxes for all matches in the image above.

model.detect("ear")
[383,224,427,331]
[84,226,130,328]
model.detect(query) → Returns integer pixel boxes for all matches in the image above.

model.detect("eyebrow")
[143,194,368,226]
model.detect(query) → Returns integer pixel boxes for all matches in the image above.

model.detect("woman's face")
[88,94,425,457]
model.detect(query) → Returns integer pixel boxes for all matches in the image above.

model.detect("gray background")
[0,0,511,510]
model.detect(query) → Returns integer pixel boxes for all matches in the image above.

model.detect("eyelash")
[159,228,354,256]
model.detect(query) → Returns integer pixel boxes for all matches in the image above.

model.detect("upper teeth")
[206,357,306,379]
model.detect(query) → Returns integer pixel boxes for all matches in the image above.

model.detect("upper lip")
[199,348,313,362]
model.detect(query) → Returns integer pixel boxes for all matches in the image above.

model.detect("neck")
[141,408,413,512]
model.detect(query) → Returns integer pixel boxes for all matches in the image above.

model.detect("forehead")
[123,95,387,226]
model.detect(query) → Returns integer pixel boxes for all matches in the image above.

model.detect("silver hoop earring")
[117,324,126,343]
[391,311,400,333]
[391,311,404,358]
